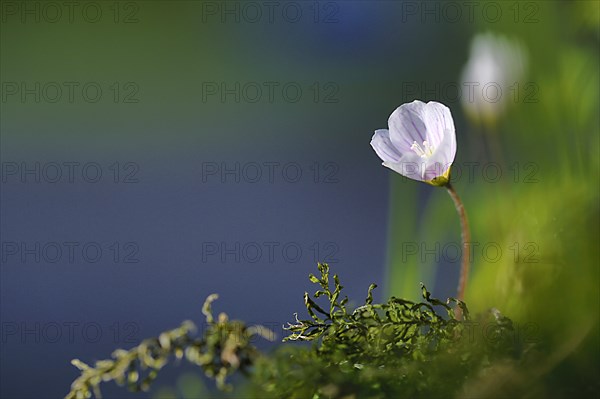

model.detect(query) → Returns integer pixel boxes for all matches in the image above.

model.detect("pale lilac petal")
[423,101,455,149]
[370,129,404,163]
[388,100,428,151]
[422,129,456,181]
[383,152,428,182]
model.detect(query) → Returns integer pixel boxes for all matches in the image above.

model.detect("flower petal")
[387,100,428,151]
[383,151,429,183]
[370,129,404,163]
[422,128,457,181]
[423,101,455,149]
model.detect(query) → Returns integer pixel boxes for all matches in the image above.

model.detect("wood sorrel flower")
[460,32,527,127]
[371,100,471,306]
[370,100,456,187]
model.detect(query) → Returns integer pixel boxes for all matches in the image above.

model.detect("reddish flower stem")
[445,183,471,304]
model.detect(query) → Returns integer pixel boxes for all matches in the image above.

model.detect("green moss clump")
[65,264,528,399]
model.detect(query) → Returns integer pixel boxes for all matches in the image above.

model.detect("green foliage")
[249,263,523,399]
[65,264,525,399]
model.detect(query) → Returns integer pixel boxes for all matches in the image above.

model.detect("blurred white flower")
[460,32,528,126]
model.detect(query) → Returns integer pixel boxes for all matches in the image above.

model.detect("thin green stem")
[445,183,471,303]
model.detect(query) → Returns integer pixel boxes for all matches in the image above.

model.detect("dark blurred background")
[1,1,598,398]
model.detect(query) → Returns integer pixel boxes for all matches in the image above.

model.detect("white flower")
[370,100,457,186]
[460,32,527,125]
